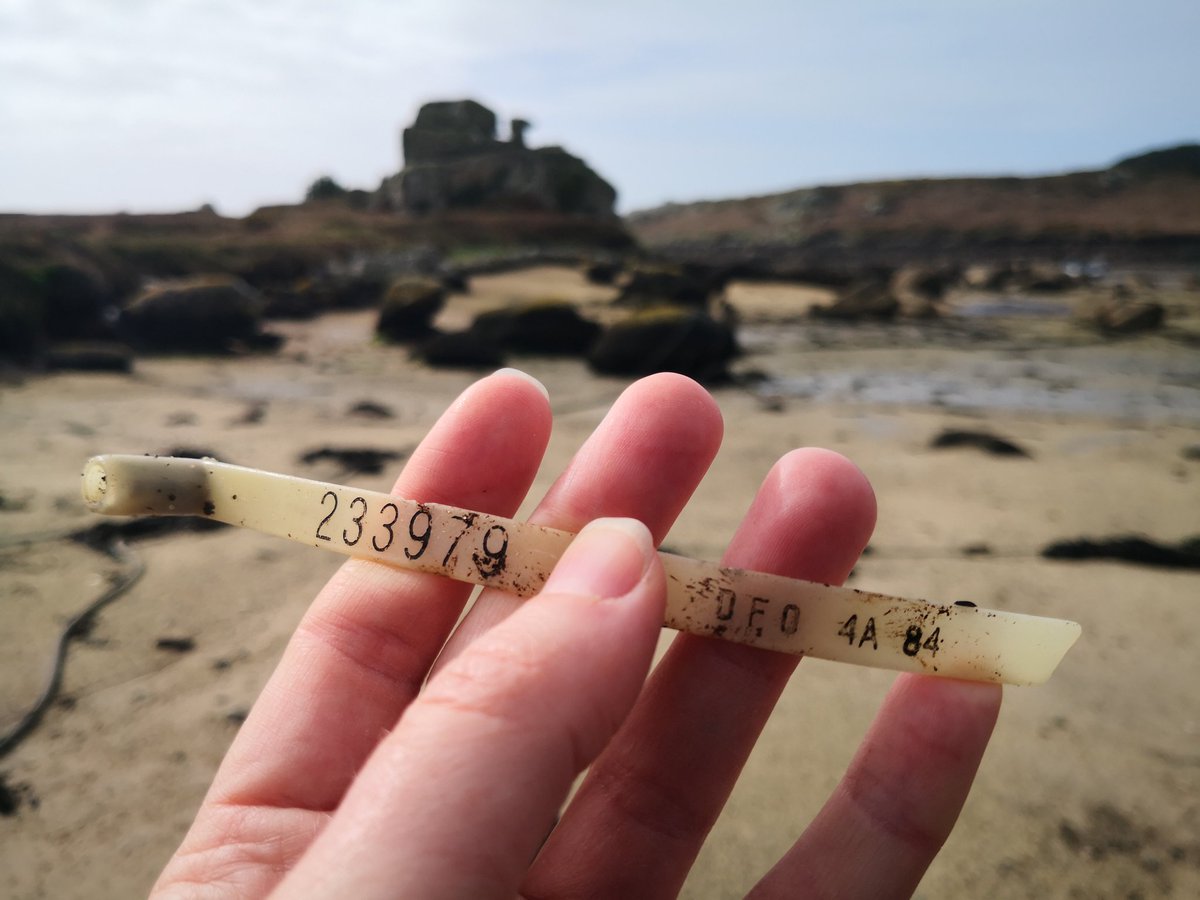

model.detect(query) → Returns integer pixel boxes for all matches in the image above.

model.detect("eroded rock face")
[380,100,617,217]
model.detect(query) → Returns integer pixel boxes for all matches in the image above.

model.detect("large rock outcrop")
[379,100,617,217]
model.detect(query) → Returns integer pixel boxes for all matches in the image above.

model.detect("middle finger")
[526,448,877,898]
[430,372,724,675]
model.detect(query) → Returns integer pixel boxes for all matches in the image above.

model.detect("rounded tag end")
[81,458,110,510]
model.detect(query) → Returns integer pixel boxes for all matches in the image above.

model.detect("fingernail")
[493,367,549,401]
[544,518,653,601]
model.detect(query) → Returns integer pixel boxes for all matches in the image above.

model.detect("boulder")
[439,269,471,294]
[583,259,622,285]
[472,301,600,355]
[1091,297,1166,335]
[42,260,116,340]
[615,264,721,309]
[0,256,119,360]
[588,307,737,382]
[375,277,446,342]
[963,262,1078,294]
[811,276,899,321]
[121,276,268,352]
[0,262,47,360]
[415,330,506,369]
[45,342,134,373]
[261,280,328,320]
[1019,263,1077,293]
[963,264,1011,291]
[266,271,392,320]
[326,273,391,310]
[890,265,956,318]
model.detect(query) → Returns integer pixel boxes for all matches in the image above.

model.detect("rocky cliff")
[627,144,1200,276]
[378,100,617,217]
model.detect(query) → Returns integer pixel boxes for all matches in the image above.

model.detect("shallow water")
[952,295,1075,318]
[756,345,1200,425]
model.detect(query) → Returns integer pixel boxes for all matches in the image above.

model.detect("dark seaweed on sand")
[1042,535,1200,570]
[299,446,405,476]
[930,429,1031,458]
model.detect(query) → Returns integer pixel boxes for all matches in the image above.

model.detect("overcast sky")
[2,0,1197,216]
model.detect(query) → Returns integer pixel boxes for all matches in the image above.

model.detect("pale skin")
[152,369,1001,899]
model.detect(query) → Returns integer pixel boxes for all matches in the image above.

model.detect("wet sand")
[2,266,1199,898]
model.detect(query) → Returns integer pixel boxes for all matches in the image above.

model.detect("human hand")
[152,369,1000,899]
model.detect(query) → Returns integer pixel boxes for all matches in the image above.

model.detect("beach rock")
[337,273,396,309]
[0,263,46,360]
[583,259,622,285]
[415,330,506,369]
[471,301,601,355]
[261,280,328,320]
[121,276,268,352]
[375,277,445,342]
[439,269,470,294]
[42,260,116,340]
[0,254,122,361]
[1091,297,1166,335]
[891,264,955,317]
[1016,263,1077,293]
[963,262,1079,294]
[265,271,392,319]
[0,774,35,817]
[930,429,1031,458]
[44,342,134,373]
[588,307,737,382]
[812,276,899,320]
[615,264,722,309]
[963,264,1010,291]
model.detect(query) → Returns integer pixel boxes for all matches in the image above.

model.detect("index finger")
[155,371,552,896]
[213,371,553,808]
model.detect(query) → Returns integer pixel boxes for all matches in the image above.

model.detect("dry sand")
[2,266,1198,898]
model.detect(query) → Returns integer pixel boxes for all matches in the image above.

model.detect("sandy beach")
[2,266,1198,898]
